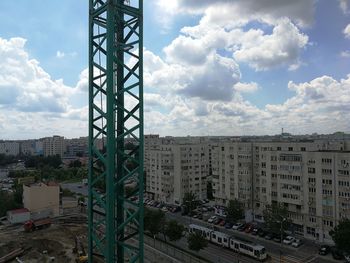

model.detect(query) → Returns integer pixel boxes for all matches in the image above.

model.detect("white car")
[283,236,295,245]
[291,239,303,248]
[207,216,217,223]
[231,223,244,230]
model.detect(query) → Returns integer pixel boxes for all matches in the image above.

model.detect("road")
[164,211,338,263]
[60,182,88,196]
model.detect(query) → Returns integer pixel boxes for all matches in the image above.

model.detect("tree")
[226,199,244,223]
[0,191,21,217]
[207,181,213,200]
[183,192,196,215]
[144,208,166,238]
[330,219,350,252]
[187,232,208,252]
[165,220,185,242]
[69,160,82,168]
[263,202,291,235]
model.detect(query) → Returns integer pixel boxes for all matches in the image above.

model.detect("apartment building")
[0,141,20,156]
[65,137,88,157]
[42,135,65,157]
[211,139,350,244]
[211,141,253,209]
[145,135,209,204]
[20,140,37,155]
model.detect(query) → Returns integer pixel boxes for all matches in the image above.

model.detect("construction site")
[0,215,88,262]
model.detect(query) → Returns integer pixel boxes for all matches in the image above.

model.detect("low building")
[7,208,30,224]
[23,182,60,217]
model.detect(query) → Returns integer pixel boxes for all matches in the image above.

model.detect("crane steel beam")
[88,0,143,262]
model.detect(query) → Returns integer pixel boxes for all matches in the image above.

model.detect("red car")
[219,220,226,226]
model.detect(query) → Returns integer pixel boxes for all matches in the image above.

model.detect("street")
[164,211,338,263]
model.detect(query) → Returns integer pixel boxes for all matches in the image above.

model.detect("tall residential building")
[211,139,350,244]
[42,135,65,157]
[211,142,253,210]
[0,141,20,156]
[145,135,209,204]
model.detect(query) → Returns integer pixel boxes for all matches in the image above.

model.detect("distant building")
[64,137,88,157]
[7,208,30,224]
[0,141,19,156]
[20,140,37,155]
[23,182,60,217]
[42,136,65,157]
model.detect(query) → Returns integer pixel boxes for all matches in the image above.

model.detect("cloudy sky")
[0,0,350,139]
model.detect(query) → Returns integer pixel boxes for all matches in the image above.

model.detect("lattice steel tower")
[88,0,143,262]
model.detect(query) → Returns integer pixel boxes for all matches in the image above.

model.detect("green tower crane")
[88,0,143,262]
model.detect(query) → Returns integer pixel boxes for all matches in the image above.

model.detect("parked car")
[264,233,274,240]
[219,220,226,226]
[224,222,233,229]
[331,247,344,260]
[251,227,260,235]
[319,245,331,255]
[291,239,303,248]
[214,218,222,225]
[232,223,244,230]
[238,223,247,232]
[208,216,217,223]
[273,234,281,243]
[283,236,295,245]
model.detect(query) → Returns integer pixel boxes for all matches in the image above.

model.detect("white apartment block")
[42,135,65,157]
[0,141,20,156]
[211,142,253,209]
[211,139,350,244]
[145,135,209,204]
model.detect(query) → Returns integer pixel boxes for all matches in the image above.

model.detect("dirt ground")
[0,223,88,263]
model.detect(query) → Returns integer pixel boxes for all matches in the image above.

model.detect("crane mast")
[88,0,143,262]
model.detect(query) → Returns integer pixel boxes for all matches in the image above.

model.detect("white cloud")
[56,50,77,59]
[164,5,309,72]
[341,50,350,57]
[233,19,308,71]
[0,37,87,139]
[339,0,349,13]
[344,24,350,39]
[56,51,65,58]
[156,0,315,28]
[234,82,259,93]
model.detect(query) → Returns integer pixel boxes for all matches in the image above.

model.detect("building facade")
[211,139,350,244]
[42,136,65,157]
[145,135,209,204]
[23,182,60,217]
[0,141,20,156]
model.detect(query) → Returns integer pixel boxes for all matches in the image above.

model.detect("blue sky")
[0,0,350,139]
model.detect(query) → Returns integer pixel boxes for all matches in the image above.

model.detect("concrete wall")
[23,183,60,217]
